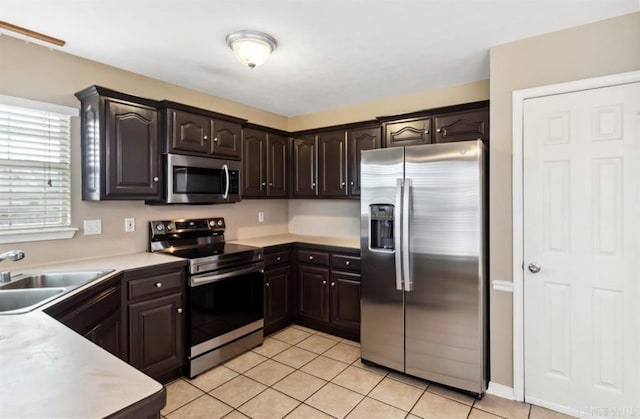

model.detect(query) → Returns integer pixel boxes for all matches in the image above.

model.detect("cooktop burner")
[148,217,263,275]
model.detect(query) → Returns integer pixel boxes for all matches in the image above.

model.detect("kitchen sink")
[0,270,114,290]
[0,269,115,314]
[0,288,67,314]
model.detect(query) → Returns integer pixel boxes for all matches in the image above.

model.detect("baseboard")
[486,382,515,400]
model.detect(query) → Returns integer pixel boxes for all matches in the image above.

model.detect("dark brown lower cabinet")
[264,265,291,335]
[297,264,330,323]
[330,271,361,333]
[124,262,187,383]
[128,292,184,381]
[45,272,126,360]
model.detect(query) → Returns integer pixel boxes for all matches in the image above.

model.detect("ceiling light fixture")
[225,30,277,69]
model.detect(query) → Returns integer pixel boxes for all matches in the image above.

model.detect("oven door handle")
[190,262,264,286]
[222,164,230,200]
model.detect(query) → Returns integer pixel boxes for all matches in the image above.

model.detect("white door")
[523,82,640,415]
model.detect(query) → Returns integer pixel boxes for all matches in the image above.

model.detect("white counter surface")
[0,252,185,418]
[230,233,360,250]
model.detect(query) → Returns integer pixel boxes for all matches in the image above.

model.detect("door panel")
[318,130,348,197]
[360,147,405,372]
[168,110,212,154]
[242,128,266,197]
[297,264,329,322]
[212,120,241,159]
[292,136,317,196]
[404,141,486,394]
[523,82,640,411]
[267,134,289,197]
[348,127,381,196]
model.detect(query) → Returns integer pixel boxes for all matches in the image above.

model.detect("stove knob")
[217,220,224,227]
[167,225,173,231]
[209,220,216,227]
[155,224,165,231]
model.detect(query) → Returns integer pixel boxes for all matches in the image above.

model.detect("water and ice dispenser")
[369,204,395,251]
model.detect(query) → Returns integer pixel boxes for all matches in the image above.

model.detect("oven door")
[166,153,240,204]
[189,263,264,357]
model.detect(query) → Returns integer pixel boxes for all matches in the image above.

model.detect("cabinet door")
[167,109,212,154]
[46,273,125,360]
[318,130,348,197]
[297,264,330,322]
[85,309,123,359]
[347,127,381,196]
[434,108,489,143]
[129,292,185,380]
[266,134,289,197]
[212,119,242,159]
[384,118,431,147]
[105,100,161,199]
[242,128,267,197]
[265,266,290,331]
[292,135,317,196]
[330,271,361,333]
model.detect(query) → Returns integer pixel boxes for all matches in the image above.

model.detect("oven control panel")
[149,217,225,240]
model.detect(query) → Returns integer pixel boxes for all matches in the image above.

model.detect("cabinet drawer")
[331,254,361,272]
[265,250,290,267]
[297,249,329,266]
[128,270,183,300]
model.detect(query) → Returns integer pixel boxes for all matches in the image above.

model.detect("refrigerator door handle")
[402,178,412,291]
[394,178,403,291]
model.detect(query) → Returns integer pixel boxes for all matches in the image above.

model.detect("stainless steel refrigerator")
[360,140,487,396]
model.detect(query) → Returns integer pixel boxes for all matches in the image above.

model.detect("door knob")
[153,176,159,182]
[177,308,183,313]
[528,262,541,273]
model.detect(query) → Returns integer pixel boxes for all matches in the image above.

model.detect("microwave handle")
[222,164,230,199]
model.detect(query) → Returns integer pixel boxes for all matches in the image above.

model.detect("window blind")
[0,102,71,232]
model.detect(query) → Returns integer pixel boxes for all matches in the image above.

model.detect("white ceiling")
[3,0,638,117]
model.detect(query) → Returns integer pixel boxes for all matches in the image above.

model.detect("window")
[0,95,78,243]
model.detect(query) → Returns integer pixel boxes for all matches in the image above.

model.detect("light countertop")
[230,233,360,250]
[0,252,185,418]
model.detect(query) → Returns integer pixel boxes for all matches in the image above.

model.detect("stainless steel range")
[149,217,264,378]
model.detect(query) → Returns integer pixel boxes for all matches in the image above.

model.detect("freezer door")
[360,147,405,372]
[404,140,487,394]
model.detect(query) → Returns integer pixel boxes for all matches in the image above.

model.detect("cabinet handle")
[213,137,219,143]
[311,182,316,188]
[322,280,327,285]
[155,282,162,288]
[153,176,159,182]
[436,128,443,133]
[177,308,183,313]
[276,256,281,261]
[424,129,430,134]
[261,182,266,187]
[269,182,273,186]
[345,261,350,266]
[350,181,354,186]
[266,282,270,287]
[309,255,314,260]
[331,282,335,287]
[340,181,346,188]
[203,135,208,140]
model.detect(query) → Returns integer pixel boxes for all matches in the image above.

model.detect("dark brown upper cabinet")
[266,133,289,197]
[242,128,267,197]
[434,108,489,143]
[292,135,318,197]
[166,109,212,154]
[384,117,432,147]
[317,130,348,197]
[242,127,289,198]
[347,126,381,196]
[75,86,162,201]
[160,101,245,160]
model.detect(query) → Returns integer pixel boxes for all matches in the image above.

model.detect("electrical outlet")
[258,211,264,223]
[83,219,102,235]
[124,217,135,233]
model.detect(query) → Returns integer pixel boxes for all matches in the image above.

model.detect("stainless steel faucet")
[0,249,25,283]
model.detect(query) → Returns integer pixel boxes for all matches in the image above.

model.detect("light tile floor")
[162,325,575,419]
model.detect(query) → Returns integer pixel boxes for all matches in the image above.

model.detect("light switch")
[83,219,102,235]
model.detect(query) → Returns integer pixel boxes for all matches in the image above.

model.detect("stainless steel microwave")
[157,153,241,204]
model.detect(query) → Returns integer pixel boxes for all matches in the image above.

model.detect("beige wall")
[288,200,360,237]
[288,80,489,131]
[489,11,640,387]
